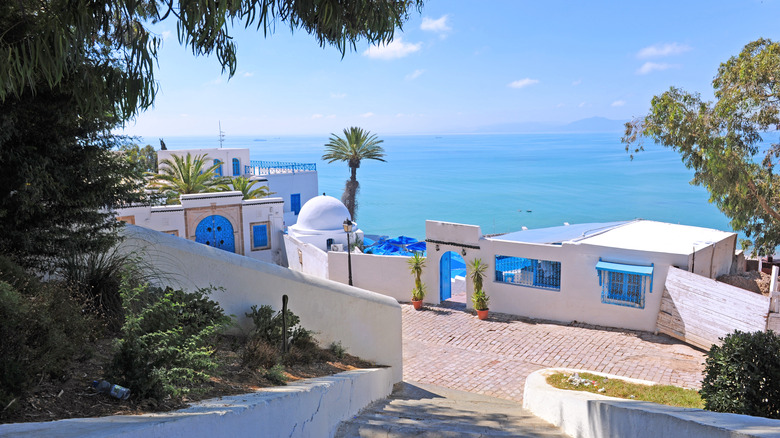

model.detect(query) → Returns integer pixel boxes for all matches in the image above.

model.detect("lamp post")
[343,218,353,286]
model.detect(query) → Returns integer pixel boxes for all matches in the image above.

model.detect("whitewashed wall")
[328,252,416,303]
[423,220,483,305]
[121,225,403,382]
[265,172,319,227]
[158,148,250,177]
[283,234,329,279]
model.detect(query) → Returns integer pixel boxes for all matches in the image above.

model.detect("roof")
[579,220,735,255]
[491,221,631,244]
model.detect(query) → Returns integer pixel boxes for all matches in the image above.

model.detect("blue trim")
[291,193,301,215]
[252,223,269,250]
[596,259,653,308]
[213,159,223,177]
[595,260,653,276]
[232,158,240,176]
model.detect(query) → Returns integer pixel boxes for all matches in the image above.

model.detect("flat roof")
[579,220,735,255]
[490,221,631,244]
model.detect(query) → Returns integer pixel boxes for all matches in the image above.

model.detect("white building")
[284,196,363,278]
[115,191,286,265]
[157,147,318,227]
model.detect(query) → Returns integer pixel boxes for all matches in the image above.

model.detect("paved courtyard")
[402,301,707,403]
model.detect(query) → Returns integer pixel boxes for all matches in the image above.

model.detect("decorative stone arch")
[184,200,243,255]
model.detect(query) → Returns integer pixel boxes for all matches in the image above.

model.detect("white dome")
[292,195,351,232]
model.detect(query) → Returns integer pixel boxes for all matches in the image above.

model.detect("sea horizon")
[153,132,736,243]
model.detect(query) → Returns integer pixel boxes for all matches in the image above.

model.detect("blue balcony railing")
[244,161,317,176]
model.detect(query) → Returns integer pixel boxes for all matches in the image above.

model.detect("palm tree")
[217,176,272,200]
[151,153,224,204]
[408,251,427,301]
[322,127,386,220]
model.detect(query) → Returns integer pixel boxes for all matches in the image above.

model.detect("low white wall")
[524,368,780,438]
[328,252,416,303]
[284,234,329,278]
[120,225,402,382]
[0,368,392,438]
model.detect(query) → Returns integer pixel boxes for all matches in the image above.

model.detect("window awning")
[595,260,653,276]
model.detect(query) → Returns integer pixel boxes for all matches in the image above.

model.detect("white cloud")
[572,79,582,86]
[204,78,223,86]
[405,69,425,80]
[363,38,422,60]
[161,30,172,41]
[611,100,626,107]
[242,71,254,78]
[360,112,375,118]
[330,92,347,99]
[311,114,324,119]
[508,78,539,89]
[637,62,677,75]
[637,42,691,59]
[557,103,566,108]
[421,15,451,33]
[326,114,337,119]
[578,102,586,108]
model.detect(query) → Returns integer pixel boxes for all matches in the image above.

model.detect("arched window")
[214,159,223,176]
[232,158,240,176]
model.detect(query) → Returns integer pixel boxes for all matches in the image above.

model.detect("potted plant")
[408,251,426,310]
[468,258,490,319]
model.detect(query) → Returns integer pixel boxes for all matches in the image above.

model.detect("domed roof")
[292,195,351,232]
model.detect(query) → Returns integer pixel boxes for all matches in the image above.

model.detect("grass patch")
[546,372,703,409]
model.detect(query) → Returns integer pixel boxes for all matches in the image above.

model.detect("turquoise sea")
[158,133,733,240]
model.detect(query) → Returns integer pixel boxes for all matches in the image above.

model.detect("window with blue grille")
[596,260,653,308]
[494,255,561,291]
[232,158,240,176]
[291,193,301,215]
[251,222,270,250]
[214,159,223,176]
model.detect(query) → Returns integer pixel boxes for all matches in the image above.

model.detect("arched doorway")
[195,215,235,253]
[439,251,466,302]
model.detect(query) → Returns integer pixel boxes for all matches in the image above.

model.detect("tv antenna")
[218,121,226,148]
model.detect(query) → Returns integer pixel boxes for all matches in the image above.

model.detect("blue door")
[440,251,452,301]
[195,215,235,253]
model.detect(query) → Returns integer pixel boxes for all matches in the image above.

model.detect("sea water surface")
[159,133,732,240]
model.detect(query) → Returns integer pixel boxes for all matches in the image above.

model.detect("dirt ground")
[1,336,374,425]
[717,270,771,295]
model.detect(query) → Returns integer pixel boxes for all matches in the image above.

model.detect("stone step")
[335,381,569,438]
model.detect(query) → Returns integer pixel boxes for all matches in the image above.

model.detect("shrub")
[242,304,319,369]
[700,330,780,419]
[0,277,93,415]
[108,283,232,401]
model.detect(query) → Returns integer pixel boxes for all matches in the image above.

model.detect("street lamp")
[343,218,353,286]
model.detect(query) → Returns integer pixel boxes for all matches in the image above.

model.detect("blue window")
[214,159,223,176]
[596,260,653,308]
[232,158,240,176]
[291,193,301,215]
[494,256,561,291]
[251,222,270,250]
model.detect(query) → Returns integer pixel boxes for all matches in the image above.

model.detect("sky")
[119,0,780,138]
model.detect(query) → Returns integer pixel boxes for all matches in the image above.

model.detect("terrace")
[245,160,317,176]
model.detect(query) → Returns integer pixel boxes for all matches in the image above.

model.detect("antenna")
[218,121,225,148]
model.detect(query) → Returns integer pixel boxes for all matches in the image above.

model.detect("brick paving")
[402,301,706,403]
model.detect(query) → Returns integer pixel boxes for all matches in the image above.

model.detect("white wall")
[265,172,319,227]
[115,205,185,237]
[121,225,403,382]
[284,234,330,278]
[241,198,285,265]
[158,148,250,177]
[328,252,416,303]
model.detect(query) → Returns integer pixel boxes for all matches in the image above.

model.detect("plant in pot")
[468,258,490,319]
[408,251,427,310]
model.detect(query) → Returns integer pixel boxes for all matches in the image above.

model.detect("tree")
[217,176,272,200]
[623,39,780,255]
[322,127,386,220]
[1,0,424,121]
[151,153,225,204]
[120,144,158,177]
[407,252,426,301]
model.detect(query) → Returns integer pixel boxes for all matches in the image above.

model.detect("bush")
[241,304,319,369]
[0,277,94,415]
[108,283,232,401]
[700,330,780,419]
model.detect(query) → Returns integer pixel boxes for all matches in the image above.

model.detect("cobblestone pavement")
[402,301,706,403]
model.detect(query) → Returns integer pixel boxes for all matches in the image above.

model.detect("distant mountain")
[474,117,628,134]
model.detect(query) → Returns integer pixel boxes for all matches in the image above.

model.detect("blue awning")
[595,260,654,276]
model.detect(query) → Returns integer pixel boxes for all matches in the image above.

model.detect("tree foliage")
[623,39,780,254]
[322,127,386,220]
[150,153,225,204]
[120,143,158,177]
[1,0,424,120]
[217,176,272,199]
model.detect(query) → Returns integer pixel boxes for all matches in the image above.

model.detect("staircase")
[336,381,569,437]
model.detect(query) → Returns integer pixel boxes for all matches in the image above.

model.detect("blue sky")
[120,0,780,137]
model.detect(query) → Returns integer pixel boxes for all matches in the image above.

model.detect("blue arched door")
[440,252,452,301]
[195,215,235,253]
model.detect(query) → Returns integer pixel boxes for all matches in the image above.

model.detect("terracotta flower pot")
[412,299,423,310]
[476,308,489,320]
